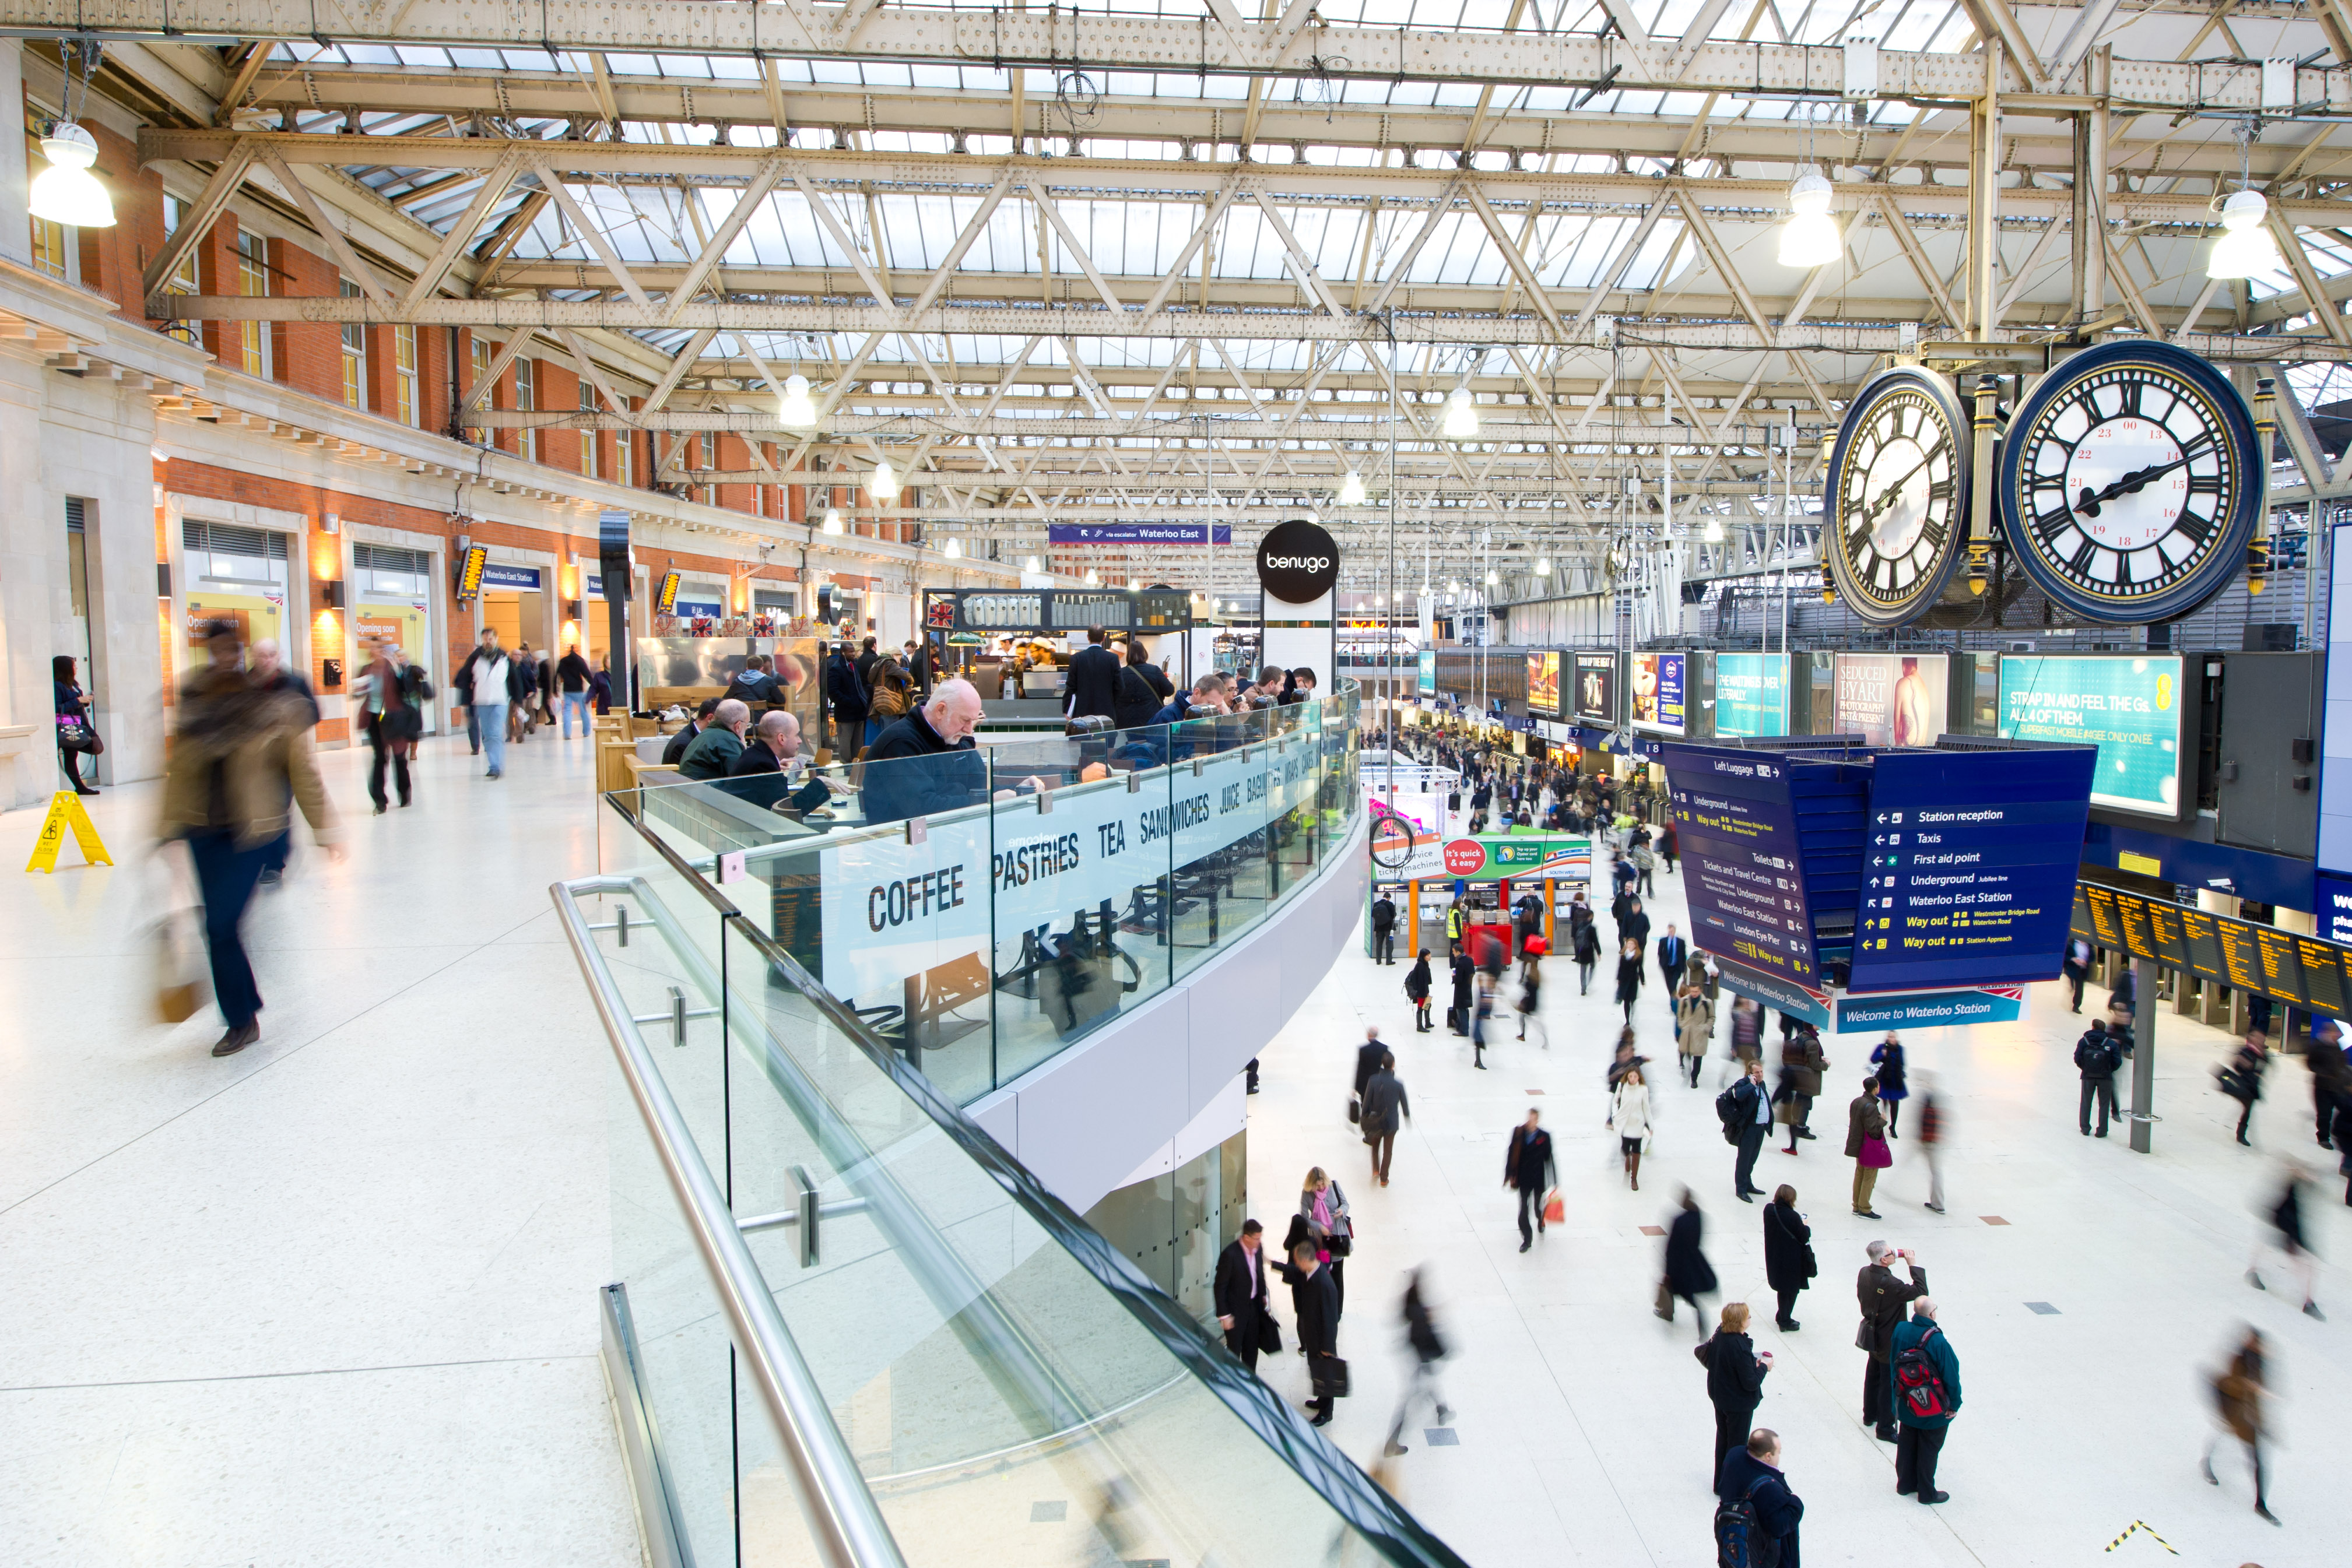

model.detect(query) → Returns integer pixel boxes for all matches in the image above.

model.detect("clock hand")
[2074,457,2189,516]
[1861,456,1934,526]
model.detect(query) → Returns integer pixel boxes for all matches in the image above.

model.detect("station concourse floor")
[0,730,640,1567]
[1247,869,2346,1568]
[3,735,2344,1568]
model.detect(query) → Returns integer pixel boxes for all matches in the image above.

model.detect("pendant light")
[1084,567,1100,585]
[30,122,114,228]
[821,507,844,535]
[943,536,962,558]
[1442,385,1479,439]
[1338,470,1368,506]
[1703,516,1725,543]
[1535,556,1551,576]
[1024,555,1041,572]
[1778,170,1841,269]
[2207,189,2281,279]
[778,372,817,430]
[869,458,898,502]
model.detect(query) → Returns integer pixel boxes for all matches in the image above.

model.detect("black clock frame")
[1821,365,1974,626]
[1994,339,2262,626]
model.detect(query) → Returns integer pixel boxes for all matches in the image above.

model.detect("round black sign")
[1255,518,1340,604]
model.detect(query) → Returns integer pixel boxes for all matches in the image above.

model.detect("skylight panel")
[606,54,659,76]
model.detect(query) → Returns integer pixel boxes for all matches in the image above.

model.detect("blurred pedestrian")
[1871,1032,1908,1137]
[1472,967,1497,1070]
[2074,1017,2123,1137]
[1381,1270,1453,1457]
[1847,1075,1891,1219]
[1676,983,1712,1088]
[1890,1296,1961,1503]
[1361,1051,1409,1187]
[1504,1109,1556,1253]
[2202,1326,2277,1524]
[1656,924,1688,1010]
[1779,1024,1827,1152]
[1659,1189,1718,1338]
[1572,907,1602,996]
[1728,994,1764,1087]
[1214,1219,1272,1372]
[248,638,320,885]
[1858,1240,1928,1442]
[1714,1429,1803,1567]
[1404,949,1434,1032]
[455,628,525,779]
[1515,948,1546,1046]
[1700,1302,1772,1477]
[160,620,344,1057]
[1763,1186,1814,1331]
[2248,1163,2322,1318]
[1614,937,1645,1026]
[1916,1071,1948,1214]
[1448,948,1473,1037]
[1614,1065,1651,1191]
[2061,936,2093,1012]
[1353,1026,1386,1117]
[2308,1016,2348,1148]
[2217,1031,2267,1148]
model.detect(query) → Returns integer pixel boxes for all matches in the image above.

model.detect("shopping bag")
[149,845,212,1024]
[1542,1187,1565,1225]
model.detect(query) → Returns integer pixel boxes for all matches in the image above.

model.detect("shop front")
[350,541,440,732]
[476,562,548,654]
[180,518,292,682]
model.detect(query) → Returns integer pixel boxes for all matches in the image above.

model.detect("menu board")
[1847,747,2097,992]
[2070,884,2352,1017]
[1661,744,1821,984]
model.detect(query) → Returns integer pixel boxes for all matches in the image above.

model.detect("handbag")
[1257,1312,1282,1355]
[1312,1355,1351,1399]
[1346,1094,1361,1126]
[1860,1134,1893,1169]
[1855,1319,1874,1352]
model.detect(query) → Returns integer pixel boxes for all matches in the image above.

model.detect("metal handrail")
[552,878,909,1568]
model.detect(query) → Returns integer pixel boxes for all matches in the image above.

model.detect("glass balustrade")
[599,683,1364,1104]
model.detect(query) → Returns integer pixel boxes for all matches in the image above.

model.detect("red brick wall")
[267,237,343,402]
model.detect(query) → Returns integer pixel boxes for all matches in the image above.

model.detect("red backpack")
[1892,1326,1952,1419]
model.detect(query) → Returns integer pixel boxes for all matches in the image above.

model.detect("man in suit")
[725,711,837,813]
[1288,1241,1342,1426]
[1353,1026,1389,1110]
[1214,1220,1272,1372]
[1656,924,1689,1009]
[661,698,721,765]
[1063,625,1124,722]
[1617,894,1651,954]
[1504,1109,1557,1253]
[1370,892,1398,964]
[1857,1240,1929,1442]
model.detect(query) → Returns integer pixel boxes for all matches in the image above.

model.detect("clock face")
[1824,368,1971,625]
[1998,340,2261,625]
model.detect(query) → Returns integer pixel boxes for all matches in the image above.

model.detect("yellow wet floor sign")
[25,790,112,873]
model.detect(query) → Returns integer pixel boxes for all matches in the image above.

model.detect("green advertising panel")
[1417,647,1437,694]
[1715,653,1788,738]
[1998,654,2184,815]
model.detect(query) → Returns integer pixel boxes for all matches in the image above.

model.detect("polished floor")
[1244,864,2346,1567]
[0,729,638,1567]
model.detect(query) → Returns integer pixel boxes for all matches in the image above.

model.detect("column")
[2129,955,2158,1153]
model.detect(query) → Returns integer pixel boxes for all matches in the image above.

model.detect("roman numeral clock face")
[1998,341,2262,625]
[1826,368,1972,624]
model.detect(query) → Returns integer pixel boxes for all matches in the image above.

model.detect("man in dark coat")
[1285,1241,1342,1426]
[1656,924,1689,1007]
[1703,1309,1772,1478]
[1856,1240,1929,1442]
[2074,1018,2123,1137]
[1618,894,1652,954]
[824,644,869,762]
[859,679,998,825]
[1729,1059,1772,1202]
[1779,1026,1828,1149]
[661,698,720,765]
[1361,1052,1410,1187]
[1449,949,1475,1035]
[1504,1109,1556,1253]
[1370,891,1398,964]
[1213,1220,1272,1372]
[1662,1191,1718,1336]
[676,699,749,781]
[1716,1429,1805,1568]
[1063,625,1124,721]
[1353,1028,1389,1108]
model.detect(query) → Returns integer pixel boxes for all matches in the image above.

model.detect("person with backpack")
[1721,1059,1772,1203]
[864,645,915,748]
[1403,949,1433,1032]
[1699,1302,1774,1480]
[1715,1428,1802,1568]
[2074,1018,2124,1137]
[1888,1297,1961,1503]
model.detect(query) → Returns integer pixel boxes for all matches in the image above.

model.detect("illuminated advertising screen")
[1998,654,2184,815]
[1715,653,1788,738]
[1632,651,1686,734]
[1572,652,1619,724]
[1833,652,1949,747]
[1417,647,1437,695]
[1526,650,1560,715]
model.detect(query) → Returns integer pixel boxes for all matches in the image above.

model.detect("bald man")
[728,709,840,813]
[859,678,991,824]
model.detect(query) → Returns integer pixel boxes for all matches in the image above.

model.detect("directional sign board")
[1847,747,2097,992]
[1662,745,1823,986]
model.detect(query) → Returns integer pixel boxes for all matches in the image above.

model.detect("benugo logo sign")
[1256,518,1341,604]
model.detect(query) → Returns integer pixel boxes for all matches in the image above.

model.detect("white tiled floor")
[1244,867,2346,1568]
[0,729,637,1568]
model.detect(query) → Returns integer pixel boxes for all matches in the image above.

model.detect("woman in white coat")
[1613,1066,1652,1191]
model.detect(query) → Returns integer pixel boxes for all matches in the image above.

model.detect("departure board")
[1848,747,2098,992]
[1663,744,1821,984]
[2070,884,2352,1018]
